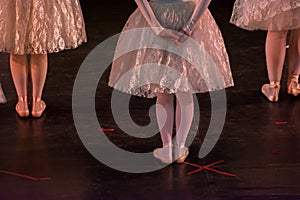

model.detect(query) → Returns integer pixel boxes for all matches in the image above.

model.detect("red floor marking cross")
[0,170,52,181]
[183,160,236,177]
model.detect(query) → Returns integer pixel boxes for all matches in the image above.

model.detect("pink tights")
[156,92,194,147]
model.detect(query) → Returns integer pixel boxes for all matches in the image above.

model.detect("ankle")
[269,81,280,87]
[162,143,173,152]
[174,142,189,163]
[175,142,185,148]
[153,143,173,164]
[32,97,42,102]
[174,142,188,154]
[288,74,299,82]
[18,96,28,102]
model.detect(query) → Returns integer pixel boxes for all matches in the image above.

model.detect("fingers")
[179,35,188,43]
[162,30,179,39]
[169,31,180,40]
[162,30,181,44]
[171,38,181,44]
[159,29,191,44]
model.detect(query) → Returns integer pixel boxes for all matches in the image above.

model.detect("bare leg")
[30,54,48,99]
[10,54,28,97]
[288,28,300,75]
[30,54,47,117]
[266,30,288,81]
[174,92,193,162]
[10,54,29,117]
[262,31,288,102]
[287,28,300,96]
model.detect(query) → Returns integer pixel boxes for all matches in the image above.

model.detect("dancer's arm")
[182,0,212,36]
[135,0,180,43]
[134,0,163,35]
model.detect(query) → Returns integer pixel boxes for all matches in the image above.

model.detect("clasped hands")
[158,28,190,45]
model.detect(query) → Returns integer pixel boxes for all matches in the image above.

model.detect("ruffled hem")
[0,0,87,54]
[0,39,87,55]
[230,0,300,31]
[109,82,234,98]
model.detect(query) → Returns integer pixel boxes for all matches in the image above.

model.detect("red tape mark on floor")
[0,170,52,181]
[99,128,115,132]
[272,149,279,155]
[275,122,288,125]
[183,160,236,177]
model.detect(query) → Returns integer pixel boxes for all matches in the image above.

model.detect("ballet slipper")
[261,81,280,102]
[174,142,189,163]
[287,75,300,96]
[15,96,29,118]
[153,143,173,164]
[31,97,46,118]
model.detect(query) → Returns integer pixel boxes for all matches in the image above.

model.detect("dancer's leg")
[10,54,29,117]
[262,31,288,102]
[10,54,28,97]
[30,54,47,99]
[175,92,194,146]
[175,92,193,162]
[156,93,174,146]
[266,30,288,81]
[30,54,47,117]
[287,28,300,96]
[153,93,174,163]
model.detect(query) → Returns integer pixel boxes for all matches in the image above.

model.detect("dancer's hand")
[178,29,190,43]
[159,29,181,44]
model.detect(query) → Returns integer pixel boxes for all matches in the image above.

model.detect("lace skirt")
[230,0,300,31]
[109,1,234,98]
[0,0,87,55]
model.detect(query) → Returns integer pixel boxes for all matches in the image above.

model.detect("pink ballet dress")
[0,0,87,55]
[109,0,234,98]
[230,0,300,31]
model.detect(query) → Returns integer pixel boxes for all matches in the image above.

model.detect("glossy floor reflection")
[0,1,300,199]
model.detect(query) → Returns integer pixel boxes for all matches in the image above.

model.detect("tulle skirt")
[0,0,87,55]
[230,0,300,31]
[109,1,234,98]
